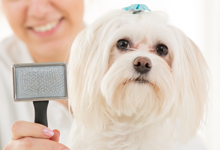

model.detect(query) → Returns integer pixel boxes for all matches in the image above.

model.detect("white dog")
[67,5,209,150]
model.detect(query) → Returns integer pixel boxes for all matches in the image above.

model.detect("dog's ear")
[171,27,210,143]
[68,12,123,131]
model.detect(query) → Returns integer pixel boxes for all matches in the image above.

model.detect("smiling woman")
[0,0,84,150]
[1,0,84,63]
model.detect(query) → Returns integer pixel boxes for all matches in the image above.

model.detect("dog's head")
[68,10,209,143]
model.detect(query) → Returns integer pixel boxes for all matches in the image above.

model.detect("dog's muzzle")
[133,57,152,74]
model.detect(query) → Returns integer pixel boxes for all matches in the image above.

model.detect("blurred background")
[0,0,219,149]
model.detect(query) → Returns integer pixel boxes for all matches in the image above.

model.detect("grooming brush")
[12,62,68,127]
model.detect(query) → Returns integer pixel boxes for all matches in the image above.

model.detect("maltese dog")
[67,5,209,150]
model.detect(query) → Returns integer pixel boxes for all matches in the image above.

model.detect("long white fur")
[67,9,209,150]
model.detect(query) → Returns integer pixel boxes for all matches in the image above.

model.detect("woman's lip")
[29,18,63,38]
[27,17,63,28]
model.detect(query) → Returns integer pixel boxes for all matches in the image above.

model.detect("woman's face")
[1,0,84,60]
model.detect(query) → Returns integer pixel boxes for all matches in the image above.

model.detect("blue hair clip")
[123,4,151,14]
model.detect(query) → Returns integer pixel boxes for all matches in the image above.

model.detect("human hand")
[4,121,70,150]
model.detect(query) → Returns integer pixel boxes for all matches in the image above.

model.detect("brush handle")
[33,101,49,127]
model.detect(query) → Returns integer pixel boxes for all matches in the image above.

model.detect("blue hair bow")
[123,4,151,14]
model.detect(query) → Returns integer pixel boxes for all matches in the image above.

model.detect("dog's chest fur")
[69,121,174,150]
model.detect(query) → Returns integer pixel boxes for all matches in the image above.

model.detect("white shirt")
[0,35,73,149]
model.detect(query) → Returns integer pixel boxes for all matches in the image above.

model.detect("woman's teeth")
[32,21,59,33]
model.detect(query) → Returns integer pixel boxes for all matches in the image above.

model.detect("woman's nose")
[27,0,51,19]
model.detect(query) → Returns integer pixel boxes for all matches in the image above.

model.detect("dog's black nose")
[133,57,152,74]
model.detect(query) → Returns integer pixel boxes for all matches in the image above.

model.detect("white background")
[1,0,220,149]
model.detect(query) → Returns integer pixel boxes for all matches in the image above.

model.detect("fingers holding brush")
[11,121,54,140]
[4,121,70,150]
[4,137,70,150]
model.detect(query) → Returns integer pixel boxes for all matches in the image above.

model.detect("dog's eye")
[156,44,168,56]
[117,40,129,50]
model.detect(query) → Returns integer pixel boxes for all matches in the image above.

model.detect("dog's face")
[69,10,209,142]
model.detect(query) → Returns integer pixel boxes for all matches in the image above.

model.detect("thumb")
[50,129,60,142]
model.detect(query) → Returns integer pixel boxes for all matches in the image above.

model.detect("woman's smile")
[28,18,64,37]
